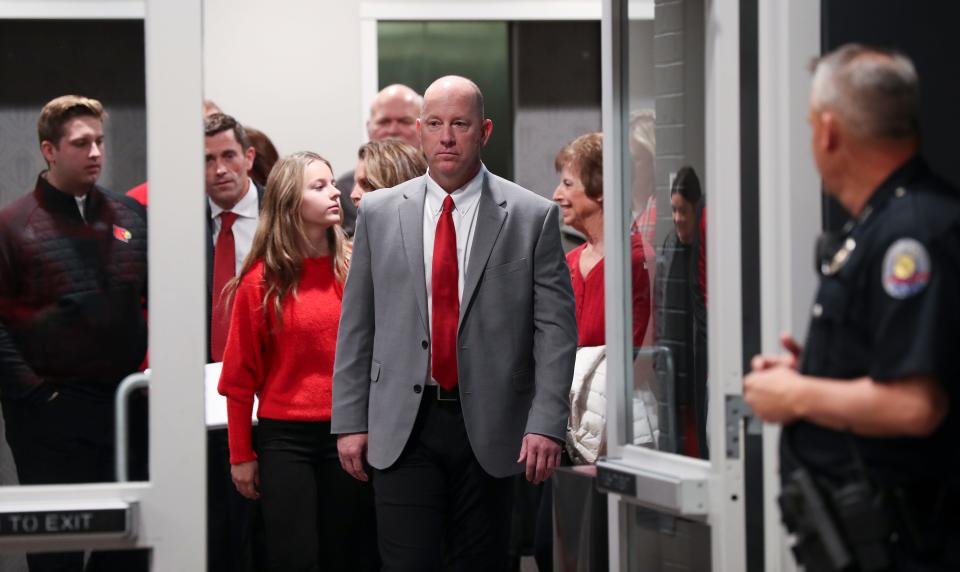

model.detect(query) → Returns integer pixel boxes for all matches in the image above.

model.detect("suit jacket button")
[413,384,422,394]
[421,340,428,349]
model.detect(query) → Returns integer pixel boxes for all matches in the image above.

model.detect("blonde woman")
[218,152,377,571]
[350,138,427,207]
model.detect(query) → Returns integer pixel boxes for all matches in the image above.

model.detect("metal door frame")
[0,1,207,568]
[757,1,821,570]
[598,0,747,569]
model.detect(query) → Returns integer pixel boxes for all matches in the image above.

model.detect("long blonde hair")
[358,139,427,190]
[227,151,350,326]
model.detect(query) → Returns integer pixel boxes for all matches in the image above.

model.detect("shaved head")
[423,76,484,121]
[367,84,422,147]
[418,75,492,192]
[370,84,422,115]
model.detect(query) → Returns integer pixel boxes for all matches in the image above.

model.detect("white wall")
[203,0,617,178]
[203,0,363,176]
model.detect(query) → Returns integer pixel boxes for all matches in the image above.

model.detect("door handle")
[114,372,150,482]
[725,395,762,460]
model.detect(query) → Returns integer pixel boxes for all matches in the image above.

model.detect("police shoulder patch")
[882,238,930,299]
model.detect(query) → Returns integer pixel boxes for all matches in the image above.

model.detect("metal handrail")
[114,371,150,482]
[630,345,676,453]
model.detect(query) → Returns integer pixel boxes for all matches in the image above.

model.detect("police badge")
[882,238,930,299]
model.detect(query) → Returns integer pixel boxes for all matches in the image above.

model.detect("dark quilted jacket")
[0,174,148,401]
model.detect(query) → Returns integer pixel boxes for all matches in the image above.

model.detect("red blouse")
[218,257,342,464]
[566,234,651,347]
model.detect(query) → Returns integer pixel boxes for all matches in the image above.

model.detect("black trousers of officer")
[798,480,960,572]
[1,388,149,572]
[373,386,514,572]
[802,541,960,572]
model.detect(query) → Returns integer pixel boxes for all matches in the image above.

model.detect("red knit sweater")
[218,257,342,464]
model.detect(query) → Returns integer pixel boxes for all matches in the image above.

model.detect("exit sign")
[0,508,131,538]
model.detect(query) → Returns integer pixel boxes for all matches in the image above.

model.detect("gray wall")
[652,0,705,246]
[0,20,146,208]
[513,21,603,201]
[629,20,657,113]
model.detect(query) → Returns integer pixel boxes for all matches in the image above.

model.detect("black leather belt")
[425,385,459,402]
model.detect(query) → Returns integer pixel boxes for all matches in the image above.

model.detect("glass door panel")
[0,2,207,569]
[615,0,708,461]
[600,0,747,568]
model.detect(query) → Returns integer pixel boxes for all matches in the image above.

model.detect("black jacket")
[654,201,708,457]
[789,157,960,484]
[0,174,148,401]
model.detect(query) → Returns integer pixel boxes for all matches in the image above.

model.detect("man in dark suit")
[204,112,264,362]
[335,84,422,235]
[203,112,264,572]
[333,76,577,571]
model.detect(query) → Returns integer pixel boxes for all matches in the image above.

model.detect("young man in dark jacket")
[0,95,148,572]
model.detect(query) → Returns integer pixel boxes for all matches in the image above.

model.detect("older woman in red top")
[553,132,651,348]
[535,133,652,572]
[218,152,377,572]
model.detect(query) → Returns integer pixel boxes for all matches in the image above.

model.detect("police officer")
[745,44,960,571]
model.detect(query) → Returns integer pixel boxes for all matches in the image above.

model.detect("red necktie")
[211,211,238,362]
[431,195,459,390]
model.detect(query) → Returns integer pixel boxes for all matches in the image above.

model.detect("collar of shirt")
[74,194,88,222]
[861,155,925,222]
[424,165,485,220]
[422,165,484,388]
[35,172,95,223]
[208,178,259,221]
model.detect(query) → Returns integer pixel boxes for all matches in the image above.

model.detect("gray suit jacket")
[331,170,577,477]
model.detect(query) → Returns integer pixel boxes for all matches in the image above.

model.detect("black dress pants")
[372,390,513,572]
[256,417,379,572]
[207,427,262,572]
[1,388,149,572]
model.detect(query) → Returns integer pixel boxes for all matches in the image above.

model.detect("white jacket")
[566,346,660,465]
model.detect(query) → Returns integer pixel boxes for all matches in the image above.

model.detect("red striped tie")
[431,195,459,390]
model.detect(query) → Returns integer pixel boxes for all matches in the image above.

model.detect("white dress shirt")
[75,194,87,223]
[209,178,260,275]
[423,165,485,384]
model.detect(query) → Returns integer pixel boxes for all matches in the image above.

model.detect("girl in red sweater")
[218,151,378,571]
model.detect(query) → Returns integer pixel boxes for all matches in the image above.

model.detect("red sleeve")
[217,268,268,464]
[126,182,149,368]
[698,208,707,307]
[126,183,148,206]
[631,234,651,347]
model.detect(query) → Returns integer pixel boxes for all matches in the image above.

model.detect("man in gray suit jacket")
[333,75,577,571]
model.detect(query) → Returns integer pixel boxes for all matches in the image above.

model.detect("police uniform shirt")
[788,156,960,485]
